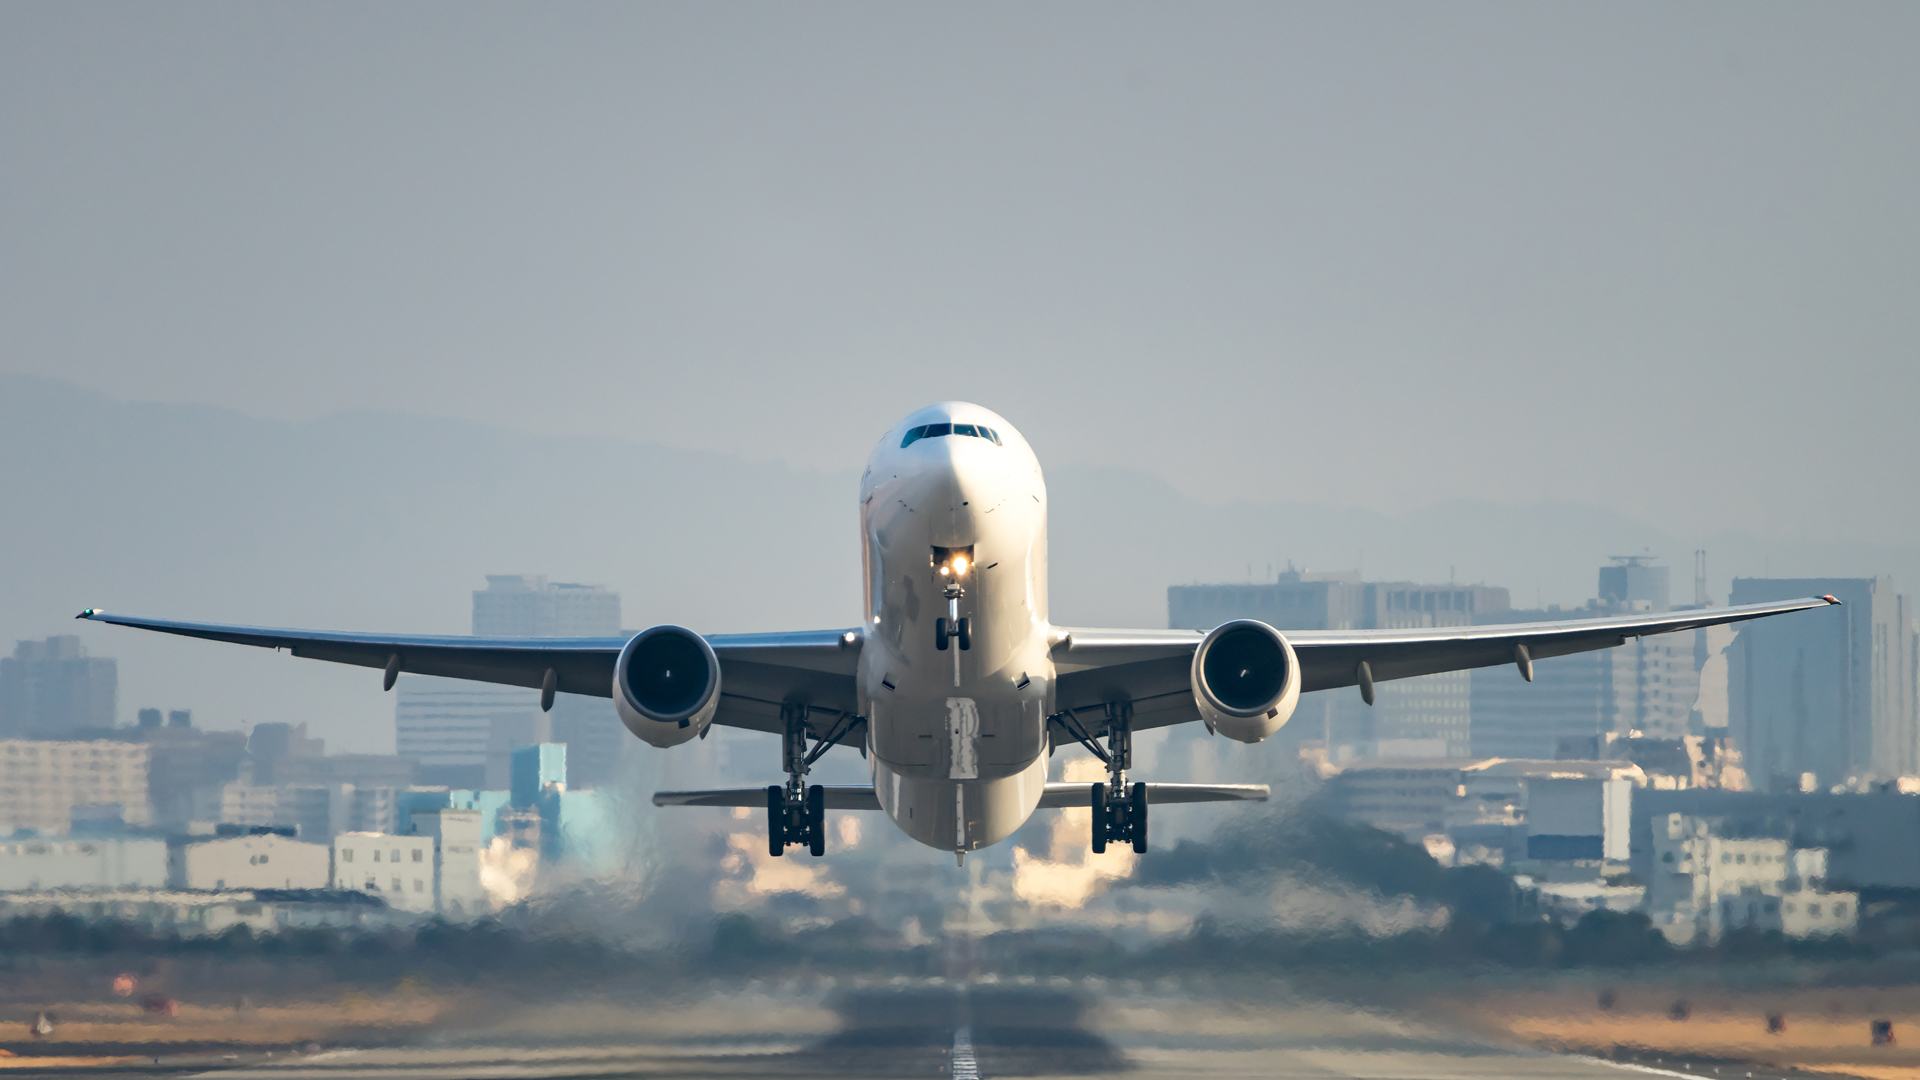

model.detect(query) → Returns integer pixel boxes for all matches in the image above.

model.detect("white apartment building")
[168,833,330,891]
[0,837,167,891]
[415,808,486,918]
[331,832,435,913]
[1646,813,1858,944]
[0,739,151,833]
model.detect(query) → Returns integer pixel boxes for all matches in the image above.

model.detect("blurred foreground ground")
[11,967,1920,1080]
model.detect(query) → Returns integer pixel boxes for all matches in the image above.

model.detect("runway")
[46,979,1731,1080]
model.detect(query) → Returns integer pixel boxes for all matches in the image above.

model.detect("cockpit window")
[899,422,1001,448]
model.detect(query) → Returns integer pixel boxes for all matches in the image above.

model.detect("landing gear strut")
[766,703,859,857]
[1054,701,1149,854]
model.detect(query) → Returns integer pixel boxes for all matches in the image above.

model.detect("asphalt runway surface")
[54,981,1706,1080]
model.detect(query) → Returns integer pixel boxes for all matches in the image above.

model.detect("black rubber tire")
[935,617,950,651]
[1090,783,1108,853]
[1130,782,1149,854]
[806,785,826,857]
[957,617,971,651]
[766,785,786,857]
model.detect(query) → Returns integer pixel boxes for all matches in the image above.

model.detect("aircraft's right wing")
[1051,595,1841,732]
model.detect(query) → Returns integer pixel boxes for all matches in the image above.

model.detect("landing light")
[953,556,969,575]
[939,566,950,576]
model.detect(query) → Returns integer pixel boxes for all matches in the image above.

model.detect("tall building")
[1727,577,1916,789]
[1168,568,1510,758]
[1471,559,1703,759]
[0,637,117,737]
[472,575,621,638]
[245,722,325,784]
[460,575,628,788]
[0,740,152,833]
[396,676,548,789]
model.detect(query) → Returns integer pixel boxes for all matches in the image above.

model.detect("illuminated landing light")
[953,556,970,575]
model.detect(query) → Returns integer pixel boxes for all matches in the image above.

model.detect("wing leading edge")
[1051,595,1841,732]
[74,610,861,737]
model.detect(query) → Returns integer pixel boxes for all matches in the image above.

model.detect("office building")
[471,575,629,788]
[1526,777,1632,861]
[472,575,621,638]
[1169,568,1509,758]
[0,837,168,891]
[1627,787,1920,895]
[0,740,151,834]
[398,787,513,845]
[245,722,325,784]
[140,722,249,829]
[1472,559,1703,759]
[268,753,415,792]
[1319,756,1642,843]
[0,637,117,737]
[396,676,548,789]
[1645,813,1858,944]
[332,832,436,913]
[1728,577,1917,788]
[167,832,330,891]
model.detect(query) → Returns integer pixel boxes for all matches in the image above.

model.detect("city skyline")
[8,374,1917,752]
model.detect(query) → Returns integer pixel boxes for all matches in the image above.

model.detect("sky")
[3,2,1914,544]
[2,4,1917,750]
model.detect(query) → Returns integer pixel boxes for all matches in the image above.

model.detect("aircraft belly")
[858,424,1054,851]
[872,754,1048,852]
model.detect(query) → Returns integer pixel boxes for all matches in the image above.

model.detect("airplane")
[80,402,1839,862]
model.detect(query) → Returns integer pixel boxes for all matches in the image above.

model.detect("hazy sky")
[4,3,1916,544]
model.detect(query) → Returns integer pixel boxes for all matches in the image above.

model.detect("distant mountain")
[4,373,1914,752]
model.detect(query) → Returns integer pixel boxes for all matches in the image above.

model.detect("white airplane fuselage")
[858,403,1056,852]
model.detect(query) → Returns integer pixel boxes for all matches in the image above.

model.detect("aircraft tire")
[766,785,786,857]
[935,617,950,651]
[807,784,826,857]
[1090,783,1107,853]
[1130,782,1149,854]
[957,617,971,651]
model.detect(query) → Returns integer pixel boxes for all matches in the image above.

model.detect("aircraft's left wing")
[74,610,861,738]
[1051,595,1841,733]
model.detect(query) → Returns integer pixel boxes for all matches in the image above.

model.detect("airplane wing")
[74,610,861,739]
[1050,595,1841,732]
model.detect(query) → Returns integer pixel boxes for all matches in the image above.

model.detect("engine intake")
[613,625,721,748]
[1191,619,1300,743]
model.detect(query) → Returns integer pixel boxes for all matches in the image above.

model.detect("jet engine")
[1190,619,1301,743]
[613,625,721,748]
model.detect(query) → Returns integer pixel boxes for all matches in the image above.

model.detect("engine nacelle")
[1191,619,1301,743]
[613,625,721,748]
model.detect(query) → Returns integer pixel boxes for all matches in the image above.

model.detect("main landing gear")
[1054,701,1149,854]
[767,703,860,858]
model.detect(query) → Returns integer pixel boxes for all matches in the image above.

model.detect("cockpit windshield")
[900,422,1003,448]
